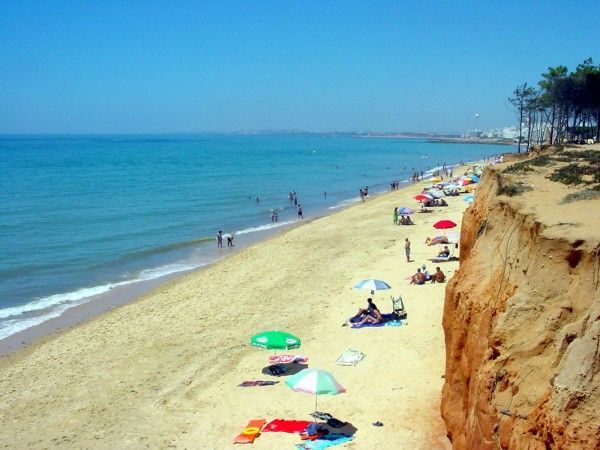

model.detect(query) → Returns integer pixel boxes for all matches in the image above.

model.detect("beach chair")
[392,295,407,319]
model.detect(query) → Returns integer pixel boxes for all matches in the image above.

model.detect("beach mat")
[233,419,266,444]
[350,313,402,328]
[335,349,365,366]
[295,434,353,449]
[263,419,312,434]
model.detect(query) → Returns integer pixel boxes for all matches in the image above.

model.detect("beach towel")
[269,354,309,364]
[350,313,403,328]
[295,434,353,449]
[335,349,365,366]
[238,380,279,387]
[263,419,312,434]
[233,419,266,444]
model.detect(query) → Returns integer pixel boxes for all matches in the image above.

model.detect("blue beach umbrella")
[398,207,413,215]
[470,175,480,183]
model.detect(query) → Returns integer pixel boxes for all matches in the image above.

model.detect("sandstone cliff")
[441,149,600,449]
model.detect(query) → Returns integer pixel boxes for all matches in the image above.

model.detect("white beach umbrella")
[353,279,392,294]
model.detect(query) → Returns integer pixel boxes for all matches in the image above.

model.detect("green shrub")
[549,164,584,185]
[505,155,553,173]
[561,188,600,203]
[498,179,533,196]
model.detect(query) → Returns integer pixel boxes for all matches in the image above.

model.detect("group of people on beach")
[289,191,304,219]
[409,265,446,285]
[393,207,414,226]
[216,230,234,248]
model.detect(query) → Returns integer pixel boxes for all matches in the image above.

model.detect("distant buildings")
[464,126,519,140]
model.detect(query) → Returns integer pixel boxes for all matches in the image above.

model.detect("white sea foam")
[0,301,78,340]
[0,261,207,340]
[235,220,295,235]
[328,197,361,210]
[138,263,202,280]
[0,283,133,320]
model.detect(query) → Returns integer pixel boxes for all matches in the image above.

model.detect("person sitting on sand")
[404,215,413,225]
[357,298,378,317]
[421,265,430,281]
[352,303,382,327]
[439,198,448,206]
[431,267,446,283]
[438,246,450,257]
[410,268,426,285]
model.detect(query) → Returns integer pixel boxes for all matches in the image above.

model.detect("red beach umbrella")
[414,194,432,202]
[433,220,457,230]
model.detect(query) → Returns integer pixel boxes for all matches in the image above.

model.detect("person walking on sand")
[297,204,303,219]
[216,230,223,248]
[393,207,398,225]
[405,238,411,262]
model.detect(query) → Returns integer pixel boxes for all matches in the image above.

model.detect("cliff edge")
[442,146,600,449]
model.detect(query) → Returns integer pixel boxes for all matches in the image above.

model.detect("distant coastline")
[350,132,516,146]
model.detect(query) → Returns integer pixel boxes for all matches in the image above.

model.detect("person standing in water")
[216,231,223,248]
[297,204,303,219]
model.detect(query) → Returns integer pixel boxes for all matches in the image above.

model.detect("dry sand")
[0,175,472,449]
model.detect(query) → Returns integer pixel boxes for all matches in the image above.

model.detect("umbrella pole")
[315,394,318,413]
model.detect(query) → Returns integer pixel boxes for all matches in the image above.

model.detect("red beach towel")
[262,419,312,434]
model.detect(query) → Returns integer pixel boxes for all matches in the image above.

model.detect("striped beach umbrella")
[285,368,346,411]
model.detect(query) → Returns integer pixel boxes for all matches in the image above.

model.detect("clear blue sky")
[1,1,599,134]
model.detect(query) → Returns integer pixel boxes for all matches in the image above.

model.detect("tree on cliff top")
[509,83,536,153]
[510,58,600,146]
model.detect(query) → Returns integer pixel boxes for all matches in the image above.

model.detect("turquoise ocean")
[0,134,507,340]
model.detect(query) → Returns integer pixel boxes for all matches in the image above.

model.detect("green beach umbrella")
[250,330,301,353]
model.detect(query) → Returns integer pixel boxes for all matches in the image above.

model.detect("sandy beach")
[0,174,470,449]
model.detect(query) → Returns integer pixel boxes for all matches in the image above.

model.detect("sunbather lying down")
[425,236,448,245]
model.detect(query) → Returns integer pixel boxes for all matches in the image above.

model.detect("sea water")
[0,134,507,339]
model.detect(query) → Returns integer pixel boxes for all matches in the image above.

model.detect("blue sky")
[1,1,599,134]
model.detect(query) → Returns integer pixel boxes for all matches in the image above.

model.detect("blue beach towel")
[350,313,403,329]
[295,434,353,449]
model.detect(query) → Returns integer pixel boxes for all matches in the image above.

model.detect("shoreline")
[0,164,453,356]
[0,182,392,356]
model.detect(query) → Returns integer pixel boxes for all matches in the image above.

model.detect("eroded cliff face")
[441,165,600,449]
